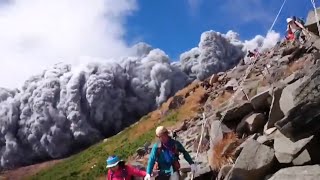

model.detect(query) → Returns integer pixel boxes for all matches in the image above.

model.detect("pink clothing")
[107,165,146,180]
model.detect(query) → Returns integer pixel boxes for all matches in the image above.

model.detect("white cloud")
[0,0,136,88]
[243,30,280,51]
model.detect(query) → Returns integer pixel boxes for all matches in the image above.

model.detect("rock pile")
[132,37,320,180]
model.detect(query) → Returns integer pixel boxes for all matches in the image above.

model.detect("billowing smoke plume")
[178,31,245,80]
[0,30,245,169]
[242,30,281,52]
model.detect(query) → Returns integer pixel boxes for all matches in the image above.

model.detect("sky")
[125,0,316,60]
[0,0,317,88]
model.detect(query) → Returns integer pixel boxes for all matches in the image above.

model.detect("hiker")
[247,50,255,58]
[285,29,295,41]
[286,17,306,44]
[144,126,197,180]
[106,155,147,180]
[253,48,260,58]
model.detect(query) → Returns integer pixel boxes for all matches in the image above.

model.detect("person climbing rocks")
[286,17,306,44]
[144,126,197,180]
[106,155,147,180]
[247,50,255,58]
[285,28,295,42]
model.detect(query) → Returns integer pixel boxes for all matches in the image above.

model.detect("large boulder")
[225,140,275,180]
[209,121,232,148]
[273,131,313,164]
[279,78,305,115]
[217,165,233,180]
[292,149,311,166]
[275,68,320,140]
[294,67,320,103]
[250,89,272,111]
[267,87,285,129]
[268,165,320,180]
[224,78,238,91]
[219,102,254,123]
[236,113,267,136]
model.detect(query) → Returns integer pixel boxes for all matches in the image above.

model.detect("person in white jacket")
[286,17,306,44]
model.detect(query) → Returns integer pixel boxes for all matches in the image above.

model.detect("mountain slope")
[0,30,245,170]
[23,82,208,179]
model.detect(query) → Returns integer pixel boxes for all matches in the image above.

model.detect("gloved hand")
[191,164,197,174]
[144,174,151,180]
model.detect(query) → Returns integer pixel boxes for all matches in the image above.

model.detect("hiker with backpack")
[286,17,306,44]
[144,126,197,180]
[106,155,147,180]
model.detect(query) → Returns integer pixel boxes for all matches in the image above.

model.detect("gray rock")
[225,140,275,180]
[312,38,320,50]
[217,165,233,180]
[179,159,191,173]
[274,131,313,164]
[136,147,146,157]
[209,74,219,85]
[257,86,271,94]
[268,165,320,180]
[264,127,277,135]
[278,55,291,65]
[250,89,271,111]
[210,121,232,148]
[236,113,266,136]
[257,130,276,146]
[279,78,305,115]
[267,87,284,129]
[220,102,254,122]
[281,45,299,57]
[292,149,311,166]
[294,67,320,103]
[275,68,320,140]
[233,134,258,158]
[281,72,303,85]
[225,78,238,90]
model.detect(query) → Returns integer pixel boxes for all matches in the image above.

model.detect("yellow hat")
[156,126,168,136]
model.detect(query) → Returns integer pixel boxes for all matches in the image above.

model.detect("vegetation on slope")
[29,82,206,180]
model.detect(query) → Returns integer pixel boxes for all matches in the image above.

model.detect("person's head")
[156,126,170,143]
[106,155,123,172]
[287,18,294,24]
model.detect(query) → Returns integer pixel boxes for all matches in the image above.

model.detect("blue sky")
[125,0,317,60]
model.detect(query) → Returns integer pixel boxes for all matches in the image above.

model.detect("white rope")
[268,0,288,32]
[311,0,320,37]
[210,58,257,150]
[211,0,288,137]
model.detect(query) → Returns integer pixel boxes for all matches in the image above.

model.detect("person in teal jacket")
[144,126,197,180]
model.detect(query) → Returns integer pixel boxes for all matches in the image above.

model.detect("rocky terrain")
[129,35,320,180]
[2,31,319,180]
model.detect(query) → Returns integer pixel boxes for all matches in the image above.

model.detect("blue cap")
[106,155,121,168]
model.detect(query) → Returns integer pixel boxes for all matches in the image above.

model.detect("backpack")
[154,140,181,172]
[293,16,305,26]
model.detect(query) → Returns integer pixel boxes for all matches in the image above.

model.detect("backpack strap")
[121,166,128,178]
[155,140,181,172]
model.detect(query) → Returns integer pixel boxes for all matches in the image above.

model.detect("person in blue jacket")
[144,126,197,180]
